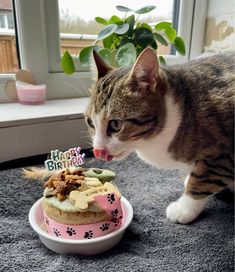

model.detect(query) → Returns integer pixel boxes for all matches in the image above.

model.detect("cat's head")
[85,47,167,161]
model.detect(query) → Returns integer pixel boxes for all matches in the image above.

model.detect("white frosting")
[44,195,104,212]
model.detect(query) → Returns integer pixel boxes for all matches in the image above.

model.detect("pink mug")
[16,81,46,105]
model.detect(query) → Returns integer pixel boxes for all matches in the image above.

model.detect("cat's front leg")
[166,179,210,224]
[166,160,232,224]
[167,162,219,224]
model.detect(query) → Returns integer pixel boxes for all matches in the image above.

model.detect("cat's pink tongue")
[93,148,113,161]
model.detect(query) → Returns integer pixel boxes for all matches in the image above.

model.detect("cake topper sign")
[45,147,85,171]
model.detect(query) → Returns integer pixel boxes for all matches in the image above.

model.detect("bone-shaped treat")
[69,182,121,210]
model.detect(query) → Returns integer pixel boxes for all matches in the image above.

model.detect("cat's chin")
[112,152,129,161]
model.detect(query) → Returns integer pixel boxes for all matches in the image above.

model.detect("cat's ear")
[92,50,112,79]
[127,47,159,93]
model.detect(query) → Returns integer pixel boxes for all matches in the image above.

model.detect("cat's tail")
[22,167,60,180]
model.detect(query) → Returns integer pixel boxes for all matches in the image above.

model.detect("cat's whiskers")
[79,135,91,139]
[80,130,90,134]
[80,134,93,145]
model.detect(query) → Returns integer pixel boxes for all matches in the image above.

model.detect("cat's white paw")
[166,201,198,224]
[166,194,209,224]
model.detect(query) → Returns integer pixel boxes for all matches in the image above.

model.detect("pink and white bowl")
[29,197,133,255]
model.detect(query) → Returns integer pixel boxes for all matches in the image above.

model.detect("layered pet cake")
[42,168,123,239]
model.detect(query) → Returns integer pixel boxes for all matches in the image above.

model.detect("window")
[58,0,174,57]
[0,11,14,29]
[6,12,14,29]
[46,0,206,77]
[0,13,6,28]
[0,1,19,74]
[0,0,208,102]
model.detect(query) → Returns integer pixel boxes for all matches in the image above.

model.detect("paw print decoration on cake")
[107,193,115,204]
[84,230,93,239]
[100,223,110,231]
[44,191,124,240]
[53,228,61,237]
[66,227,76,237]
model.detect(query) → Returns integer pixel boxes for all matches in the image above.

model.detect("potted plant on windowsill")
[61,5,186,74]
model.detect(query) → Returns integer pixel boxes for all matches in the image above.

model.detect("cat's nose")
[93,148,113,161]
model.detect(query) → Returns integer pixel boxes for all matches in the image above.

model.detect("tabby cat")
[85,48,234,224]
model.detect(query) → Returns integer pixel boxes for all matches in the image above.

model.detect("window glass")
[7,12,14,29]
[0,13,6,28]
[58,0,174,57]
[0,0,19,73]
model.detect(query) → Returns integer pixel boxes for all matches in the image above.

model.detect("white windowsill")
[0,97,89,128]
[0,97,91,162]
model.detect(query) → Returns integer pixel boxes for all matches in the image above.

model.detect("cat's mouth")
[93,148,127,161]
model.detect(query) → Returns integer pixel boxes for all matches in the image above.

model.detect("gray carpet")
[0,154,234,272]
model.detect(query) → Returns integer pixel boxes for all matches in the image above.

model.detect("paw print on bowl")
[111,208,119,218]
[84,230,93,239]
[53,228,61,237]
[45,217,49,225]
[112,216,123,227]
[66,227,76,237]
[107,193,115,204]
[100,222,110,231]
[110,209,123,226]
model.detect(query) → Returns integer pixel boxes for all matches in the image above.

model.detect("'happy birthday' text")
[44,147,85,171]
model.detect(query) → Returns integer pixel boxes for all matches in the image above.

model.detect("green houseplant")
[61,5,186,74]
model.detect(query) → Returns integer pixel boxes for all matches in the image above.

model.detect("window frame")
[0,0,208,102]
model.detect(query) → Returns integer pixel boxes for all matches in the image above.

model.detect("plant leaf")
[79,46,94,66]
[135,5,156,14]
[134,27,154,47]
[153,33,168,46]
[115,43,137,67]
[119,37,134,47]
[151,39,158,50]
[115,23,129,34]
[103,33,119,50]
[98,48,113,66]
[61,51,75,74]
[164,26,177,42]
[108,15,122,24]
[159,56,166,65]
[155,22,172,31]
[116,5,133,12]
[95,17,107,25]
[154,22,176,42]
[97,24,118,40]
[174,36,186,55]
[140,23,153,32]
[126,15,135,36]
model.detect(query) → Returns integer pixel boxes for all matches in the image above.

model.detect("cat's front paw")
[166,195,207,224]
[166,201,196,224]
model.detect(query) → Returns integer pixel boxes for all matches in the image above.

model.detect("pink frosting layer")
[44,193,123,239]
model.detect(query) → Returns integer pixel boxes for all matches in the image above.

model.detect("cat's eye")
[108,119,123,134]
[86,117,95,129]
